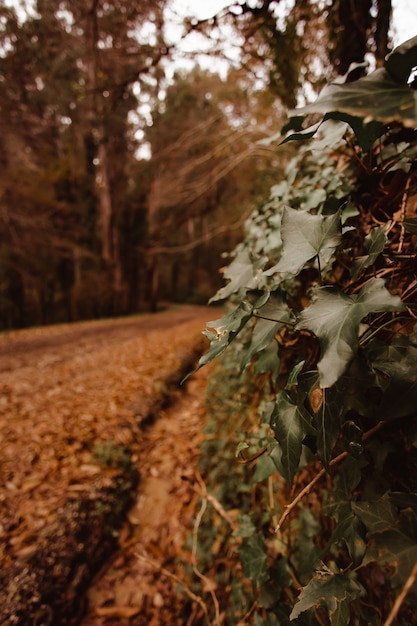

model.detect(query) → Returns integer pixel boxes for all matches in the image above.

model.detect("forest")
[0,0,395,329]
[3,0,417,625]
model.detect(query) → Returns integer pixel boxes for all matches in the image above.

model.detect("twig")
[397,177,411,254]
[383,561,417,626]
[192,472,222,625]
[274,460,337,532]
[136,552,211,623]
[188,471,238,530]
[275,422,384,532]
[236,599,258,625]
[237,446,267,465]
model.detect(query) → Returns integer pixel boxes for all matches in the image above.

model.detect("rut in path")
[81,365,212,625]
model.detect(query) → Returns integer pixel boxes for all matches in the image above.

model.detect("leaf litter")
[0,306,218,625]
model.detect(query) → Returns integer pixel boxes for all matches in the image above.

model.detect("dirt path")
[81,366,211,626]
[0,306,218,625]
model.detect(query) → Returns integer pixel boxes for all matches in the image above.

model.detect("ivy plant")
[196,36,417,625]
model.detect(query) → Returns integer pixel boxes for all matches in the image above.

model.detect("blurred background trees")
[0,0,395,328]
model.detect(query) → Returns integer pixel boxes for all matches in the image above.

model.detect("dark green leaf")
[369,509,417,588]
[241,293,291,371]
[389,492,417,512]
[385,36,417,85]
[351,226,388,280]
[241,317,279,371]
[327,112,385,152]
[331,599,351,626]
[297,278,405,388]
[330,513,367,567]
[294,508,322,580]
[314,386,345,469]
[352,497,397,533]
[281,120,322,144]
[366,335,417,419]
[253,451,279,483]
[291,67,417,128]
[270,391,311,483]
[285,360,305,390]
[290,568,362,620]
[267,207,341,277]
[403,217,417,235]
[239,533,269,587]
[254,342,280,381]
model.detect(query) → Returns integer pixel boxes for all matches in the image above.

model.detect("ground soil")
[0,305,219,625]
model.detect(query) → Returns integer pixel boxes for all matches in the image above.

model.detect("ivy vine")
[196,36,417,625]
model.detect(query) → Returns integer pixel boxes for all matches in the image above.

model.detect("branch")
[383,561,417,626]
[191,472,222,626]
[275,421,384,532]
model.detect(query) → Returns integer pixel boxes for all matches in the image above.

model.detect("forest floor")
[0,305,220,625]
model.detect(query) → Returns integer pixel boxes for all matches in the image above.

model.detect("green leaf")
[285,360,305,390]
[267,207,341,277]
[236,441,249,457]
[297,278,405,388]
[241,294,291,371]
[314,386,344,469]
[291,67,417,128]
[211,247,266,301]
[403,217,417,235]
[270,391,311,483]
[352,497,397,534]
[281,120,323,144]
[328,112,384,152]
[254,342,280,381]
[385,36,417,85]
[366,335,417,419]
[330,512,367,567]
[239,533,269,587]
[369,508,417,588]
[253,451,280,483]
[351,226,388,280]
[290,567,362,620]
[331,598,351,626]
[194,302,252,373]
[293,508,322,580]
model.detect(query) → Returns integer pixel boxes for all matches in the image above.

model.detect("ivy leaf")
[331,599,351,626]
[239,533,269,588]
[266,207,341,277]
[366,336,417,419]
[211,247,266,301]
[351,226,388,280]
[403,217,417,235]
[192,302,252,375]
[297,278,405,388]
[369,509,417,588]
[290,567,362,620]
[330,512,367,568]
[294,508,322,581]
[299,373,343,468]
[241,294,291,371]
[385,36,417,85]
[352,497,398,534]
[254,342,280,381]
[291,66,417,128]
[270,391,311,483]
[314,386,345,469]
